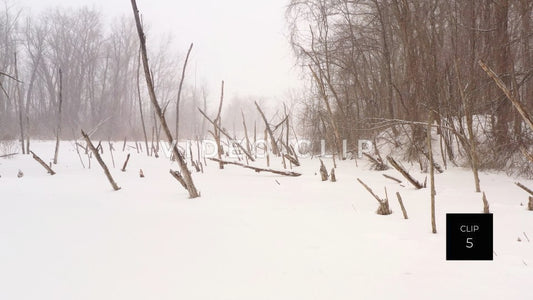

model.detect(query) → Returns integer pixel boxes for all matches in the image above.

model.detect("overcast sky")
[18,0,303,102]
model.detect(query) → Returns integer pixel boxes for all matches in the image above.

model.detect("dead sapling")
[396,192,408,219]
[30,151,56,175]
[82,130,121,191]
[330,168,336,182]
[121,154,131,172]
[356,178,392,215]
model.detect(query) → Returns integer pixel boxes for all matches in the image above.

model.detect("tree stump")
[319,159,328,181]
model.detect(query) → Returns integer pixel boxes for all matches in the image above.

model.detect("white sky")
[18,0,303,102]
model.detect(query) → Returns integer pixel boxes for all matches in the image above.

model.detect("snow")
[0,141,532,299]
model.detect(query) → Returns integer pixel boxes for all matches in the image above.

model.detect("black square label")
[446,213,493,260]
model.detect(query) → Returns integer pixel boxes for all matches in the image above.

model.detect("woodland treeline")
[0,3,207,142]
[287,0,533,174]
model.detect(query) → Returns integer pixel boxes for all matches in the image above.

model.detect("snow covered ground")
[1,141,532,300]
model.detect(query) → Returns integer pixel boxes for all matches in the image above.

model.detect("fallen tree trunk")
[386,156,424,189]
[208,157,301,177]
[30,151,56,175]
[82,130,120,191]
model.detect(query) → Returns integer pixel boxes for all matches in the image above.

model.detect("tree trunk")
[427,112,437,234]
[130,0,199,198]
[53,68,63,164]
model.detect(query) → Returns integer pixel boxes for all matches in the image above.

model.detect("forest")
[1,1,532,181]
[287,0,533,176]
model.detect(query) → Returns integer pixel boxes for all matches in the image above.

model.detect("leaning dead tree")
[386,156,424,189]
[208,158,301,177]
[131,0,199,198]
[516,182,533,196]
[479,60,533,132]
[82,130,120,191]
[30,151,56,175]
[356,178,391,215]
